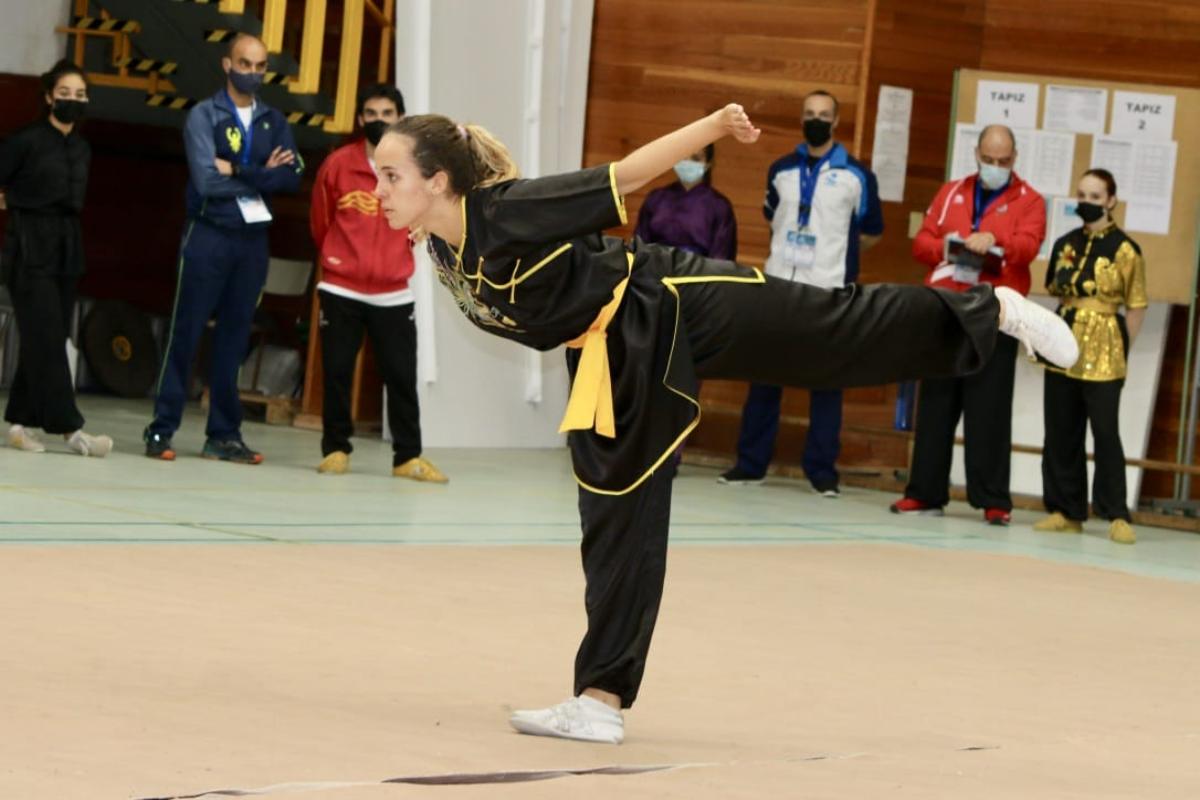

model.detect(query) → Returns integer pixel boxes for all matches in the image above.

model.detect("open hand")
[717,103,760,144]
[214,158,233,176]
[266,146,295,169]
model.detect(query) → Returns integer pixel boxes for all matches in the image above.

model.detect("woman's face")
[374,133,440,230]
[686,149,708,168]
[1076,174,1114,211]
[47,72,88,109]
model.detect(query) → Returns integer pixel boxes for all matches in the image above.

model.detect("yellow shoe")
[1109,519,1136,545]
[393,456,448,484]
[317,452,350,474]
[1033,512,1083,533]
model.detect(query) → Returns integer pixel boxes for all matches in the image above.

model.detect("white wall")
[394,0,595,447]
[0,0,71,76]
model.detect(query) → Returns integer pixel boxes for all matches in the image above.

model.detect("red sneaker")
[984,508,1012,526]
[889,497,944,516]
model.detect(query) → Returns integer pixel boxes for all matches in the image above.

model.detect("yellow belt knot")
[558,255,633,439]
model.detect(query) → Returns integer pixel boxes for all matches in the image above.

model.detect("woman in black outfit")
[372,105,1079,743]
[0,60,112,457]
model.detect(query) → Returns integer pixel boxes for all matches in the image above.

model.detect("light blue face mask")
[978,162,1011,190]
[673,159,707,185]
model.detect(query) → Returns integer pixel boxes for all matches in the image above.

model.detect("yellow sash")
[1062,296,1120,314]
[558,254,634,439]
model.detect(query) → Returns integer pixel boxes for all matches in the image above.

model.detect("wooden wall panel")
[583,0,876,468]
[582,0,1200,493]
[859,0,985,292]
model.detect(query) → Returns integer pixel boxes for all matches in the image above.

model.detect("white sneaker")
[66,430,114,458]
[7,425,46,453]
[509,695,624,744]
[995,286,1079,369]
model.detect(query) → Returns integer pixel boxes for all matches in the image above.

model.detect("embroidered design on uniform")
[226,126,242,154]
[337,190,380,216]
[427,241,522,332]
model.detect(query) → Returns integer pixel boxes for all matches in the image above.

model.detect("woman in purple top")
[634,144,737,260]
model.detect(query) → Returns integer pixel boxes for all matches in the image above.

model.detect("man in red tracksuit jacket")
[891,125,1045,525]
[309,83,446,482]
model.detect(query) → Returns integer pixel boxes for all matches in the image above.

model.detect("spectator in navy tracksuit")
[144,33,303,463]
[719,90,883,496]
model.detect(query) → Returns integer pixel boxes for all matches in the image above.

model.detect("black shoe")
[202,438,263,464]
[144,428,176,461]
[812,480,840,498]
[717,466,764,485]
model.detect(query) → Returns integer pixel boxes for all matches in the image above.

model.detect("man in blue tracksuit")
[719,90,883,496]
[144,33,303,463]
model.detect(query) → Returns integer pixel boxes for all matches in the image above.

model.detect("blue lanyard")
[796,146,834,229]
[972,179,1005,231]
[225,91,255,166]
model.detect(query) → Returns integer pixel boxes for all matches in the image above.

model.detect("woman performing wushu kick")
[371,104,1079,744]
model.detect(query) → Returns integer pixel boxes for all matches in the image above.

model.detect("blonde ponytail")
[462,123,519,188]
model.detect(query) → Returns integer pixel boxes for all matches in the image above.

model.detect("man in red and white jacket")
[309,83,446,482]
[891,125,1045,525]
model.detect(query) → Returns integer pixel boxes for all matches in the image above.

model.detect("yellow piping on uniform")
[608,162,628,226]
[450,196,467,265]
[460,243,574,295]
[571,265,766,496]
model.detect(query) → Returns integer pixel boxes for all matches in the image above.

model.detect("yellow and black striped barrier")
[204,28,239,44]
[116,58,179,76]
[170,0,246,9]
[286,111,327,128]
[72,16,140,34]
[146,94,197,111]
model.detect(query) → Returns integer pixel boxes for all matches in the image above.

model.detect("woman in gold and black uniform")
[1036,169,1147,544]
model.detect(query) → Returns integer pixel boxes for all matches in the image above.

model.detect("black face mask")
[51,98,87,125]
[1076,201,1107,223]
[363,120,389,146]
[802,118,833,148]
[227,69,264,96]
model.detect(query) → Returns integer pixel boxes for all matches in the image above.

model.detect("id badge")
[236,194,273,224]
[785,229,817,271]
[953,264,982,285]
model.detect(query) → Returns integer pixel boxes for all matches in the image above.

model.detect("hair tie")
[457,124,468,140]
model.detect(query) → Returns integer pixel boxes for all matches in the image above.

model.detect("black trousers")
[904,333,1019,510]
[569,277,999,707]
[3,272,85,434]
[318,290,421,466]
[1042,370,1130,522]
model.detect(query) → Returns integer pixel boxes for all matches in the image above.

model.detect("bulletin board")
[950,69,1200,304]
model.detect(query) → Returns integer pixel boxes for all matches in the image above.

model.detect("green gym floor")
[3,394,1199,799]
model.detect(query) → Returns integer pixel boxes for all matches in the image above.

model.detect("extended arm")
[613,105,759,196]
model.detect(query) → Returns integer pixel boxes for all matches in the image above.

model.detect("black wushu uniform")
[0,118,91,434]
[428,163,1002,707]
